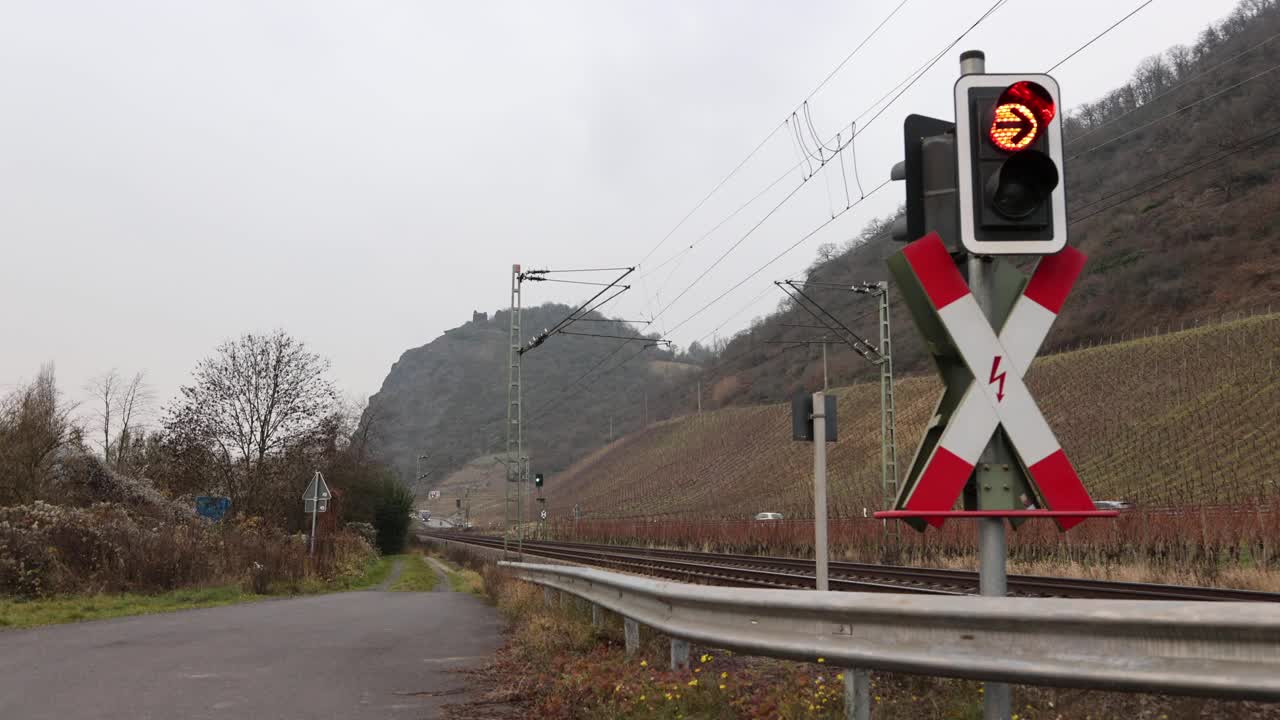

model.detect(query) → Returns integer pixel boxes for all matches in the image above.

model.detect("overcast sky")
[0,0,1241,424]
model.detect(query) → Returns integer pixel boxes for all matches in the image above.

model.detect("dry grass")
[444,546,1280,720]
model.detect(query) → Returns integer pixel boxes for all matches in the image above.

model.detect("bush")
[372,479,415,555]
[0,501,375,599]
[347,522,377,547]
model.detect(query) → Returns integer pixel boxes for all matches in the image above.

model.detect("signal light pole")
[960,49,1014,720]
[882,47,1101,720]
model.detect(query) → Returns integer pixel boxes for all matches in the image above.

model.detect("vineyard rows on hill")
[543,311,1279,523]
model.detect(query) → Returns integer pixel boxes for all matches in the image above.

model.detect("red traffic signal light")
[955,73,1066,255]
[987,81,1056,152]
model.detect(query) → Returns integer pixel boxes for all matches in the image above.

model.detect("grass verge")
[0,585,259,630]
[389,554,438,592]
[1,553,398,630]
[426,546,486,597]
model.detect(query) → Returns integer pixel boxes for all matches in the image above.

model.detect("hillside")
[361,305,681,489]
[523,312,1279,527]
[644,0,1280,420]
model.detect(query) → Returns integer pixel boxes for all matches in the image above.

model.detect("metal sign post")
[302,471,331,556]
[811,390,829,592]
[792,392,836,590]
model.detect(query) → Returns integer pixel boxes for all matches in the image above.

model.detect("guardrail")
[500,560,1280,711]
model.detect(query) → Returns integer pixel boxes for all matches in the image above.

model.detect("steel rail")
[425,532,1280,602]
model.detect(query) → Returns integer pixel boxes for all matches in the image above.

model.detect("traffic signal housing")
[954,73,1066,255]
[534,473,544,488]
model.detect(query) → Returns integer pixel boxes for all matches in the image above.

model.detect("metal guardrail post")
[670,638,690,671]
[592,603,604,628]
[543,586,554,607]
[624,618,640,656]
[845,668,870,720]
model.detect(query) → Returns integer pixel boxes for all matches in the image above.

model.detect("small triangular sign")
[302,471,331,501]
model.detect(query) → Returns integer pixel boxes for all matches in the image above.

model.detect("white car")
[754,512,784,521]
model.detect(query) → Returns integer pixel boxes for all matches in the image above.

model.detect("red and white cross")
[899,233,1095,529]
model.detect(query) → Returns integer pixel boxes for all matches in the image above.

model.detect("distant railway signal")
[534,472,544,488]
[955,72,1066,255]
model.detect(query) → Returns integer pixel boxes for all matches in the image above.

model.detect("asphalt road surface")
[0,590,503,719]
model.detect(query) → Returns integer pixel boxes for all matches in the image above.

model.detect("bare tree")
[115,371,151,470]
[164,330,336,504]
[86,370,152,470]
[815,242,838,264]
[0,365,76,504]
[86,369,120,464]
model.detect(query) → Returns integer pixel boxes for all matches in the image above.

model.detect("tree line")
[0,330,414,550]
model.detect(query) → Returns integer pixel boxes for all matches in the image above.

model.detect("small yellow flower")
[719,684,727,690]
[817,657,825,663]
[836,673,844,681]
[721,671,728,679]
[665,693,673,701]
[694,668,701,673]
[639,660,647,667]
[687,679,698,687]
[639,695,645,701]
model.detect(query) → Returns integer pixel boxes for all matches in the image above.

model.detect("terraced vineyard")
[539,311,1279,524]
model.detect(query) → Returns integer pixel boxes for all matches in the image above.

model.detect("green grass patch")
[0,585,257,630]
[389,555,438,592]
[0,552,399,630]
[432,555,485,597]
[315,554,399,592]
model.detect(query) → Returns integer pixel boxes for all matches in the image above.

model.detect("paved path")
[0,589,503,720]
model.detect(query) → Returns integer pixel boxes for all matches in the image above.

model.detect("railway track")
[422,531,1280,602]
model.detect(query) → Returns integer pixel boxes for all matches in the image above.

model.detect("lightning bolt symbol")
[989,355,1007,402]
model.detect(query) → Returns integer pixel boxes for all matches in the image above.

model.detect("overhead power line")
[559,330,666,343]
[664,180,891,339]
[852,0,1009,131]
[1068,61,1280,162]
[633,0,1010,333]
[1070,121,1280,224]
[521,267,634,354]
[1046,0,1157,73]
[1066,30,1280,146]
[509,0,1158,429]
[633,0,915,270]
[777,280,880,361]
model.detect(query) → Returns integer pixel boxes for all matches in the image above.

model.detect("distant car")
[1094,500,1134,511]
[754,512,784,521]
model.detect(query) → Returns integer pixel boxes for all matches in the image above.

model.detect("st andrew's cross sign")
[882,233,1105,531]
